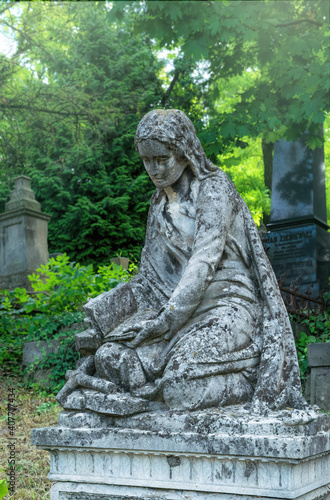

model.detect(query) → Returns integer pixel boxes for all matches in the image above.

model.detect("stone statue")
[57,109,307,416]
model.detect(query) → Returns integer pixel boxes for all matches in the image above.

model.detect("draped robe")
[84,168,305,411]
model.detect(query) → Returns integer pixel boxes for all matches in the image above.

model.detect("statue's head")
[135,109,218,182]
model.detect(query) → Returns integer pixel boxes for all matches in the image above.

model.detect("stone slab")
[308,343,330,367]
[31,419,330,500]
[22,340,61,366]
[265,224,317,289]
[309,367,330,411]
[270,137,327,225]
[62,389,150,416]
[0,175,50,289]
[56,406,330,438]
[48,482,330,500]
[32,406,330,461]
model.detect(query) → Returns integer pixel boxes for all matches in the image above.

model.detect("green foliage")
[1,0,328,256]
[0,2,163,263]
[0,479,9,499]
[125,0,329,222]
[131,0,329,138]
[0,254,131,392]
[324,114,330,224]
[218,137,271,225]
[35,400,59,416]
[293,298,330,385]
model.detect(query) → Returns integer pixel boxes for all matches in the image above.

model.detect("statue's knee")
[162,372,253,410]
[95,342,126,370]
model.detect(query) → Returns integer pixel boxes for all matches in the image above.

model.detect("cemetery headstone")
[307,342,330,411]
[265,136,330,296]
[0,175,51,290]
[32,110,330,500]
[110,256,130,269]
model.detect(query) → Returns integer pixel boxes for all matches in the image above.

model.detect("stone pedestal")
[308,343,330,411]
[266,136,330,296]
[31,408,330,500]
[0,175,51,290]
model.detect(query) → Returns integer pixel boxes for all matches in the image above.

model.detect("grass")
[0,372,61,499]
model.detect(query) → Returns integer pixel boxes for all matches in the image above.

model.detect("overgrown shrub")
[0,254,135,392]
[292,295,330,388]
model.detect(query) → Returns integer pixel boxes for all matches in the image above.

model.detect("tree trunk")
[262,140,274,225]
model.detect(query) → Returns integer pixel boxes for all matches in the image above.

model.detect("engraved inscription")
[266,225,316,285]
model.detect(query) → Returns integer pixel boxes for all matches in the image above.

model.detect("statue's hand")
[123,315,169,348]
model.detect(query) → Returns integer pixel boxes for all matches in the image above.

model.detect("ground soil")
[0,372,61,499]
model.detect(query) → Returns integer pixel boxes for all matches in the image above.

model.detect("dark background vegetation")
[0,1,328,264]
[0,3,329,497]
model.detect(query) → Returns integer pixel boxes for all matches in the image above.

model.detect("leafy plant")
[0,254,132,392]
[0,479,9,499]
[0,2,163,264]
[35,401,59,416]
[292,295,330,386]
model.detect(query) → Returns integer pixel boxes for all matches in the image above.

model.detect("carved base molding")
[49,482,330,500]
[32,419,330,500]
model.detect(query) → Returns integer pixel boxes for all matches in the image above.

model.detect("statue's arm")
[159,178,233,337]
[124,179,233,348]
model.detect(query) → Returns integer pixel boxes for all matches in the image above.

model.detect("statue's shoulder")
[150,188,164,206]
[198,168,238,200]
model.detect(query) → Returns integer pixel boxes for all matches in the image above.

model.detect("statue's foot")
[57,366,120,407]
[75,372,118,394]
[62,388,150,416]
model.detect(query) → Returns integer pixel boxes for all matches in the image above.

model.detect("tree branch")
[0,5,13,16]
[0,18,55,60]
[0,102,94,117]
[0,102,126,118]
[161,68,180,107]
[274,19,323,28]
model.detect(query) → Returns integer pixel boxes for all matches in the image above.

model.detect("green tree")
[111,0,329,208]
[0,2,163,263]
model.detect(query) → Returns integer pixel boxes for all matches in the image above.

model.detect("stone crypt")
[32,110,330,500]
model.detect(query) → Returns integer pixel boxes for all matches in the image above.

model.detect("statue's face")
[138,139,187,188]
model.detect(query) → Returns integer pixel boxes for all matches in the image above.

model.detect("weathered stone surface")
[61,389,150,416]
[266,136,330,294]
[270,136,327,224]
[265,224,318,291]
[32,110,330,500]
[45,482,330,500]
[32,414,330,499]
[56,405,329,438]
[308,342,330,367]
[309,367,330,411]
[75,329,103,356]
[110,256,130,269]
[307,344,330,411]
[0,175,51,290]
[57,109,306,416]
[22,340,61,366]
[265,224,330,295]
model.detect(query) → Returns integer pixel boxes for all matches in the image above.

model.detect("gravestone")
[32,110,330,500]
[307,343,330,411]
[0,175,51,290]
[265,136,330,296]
